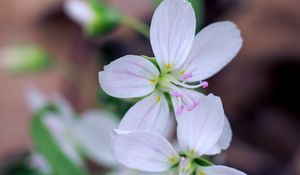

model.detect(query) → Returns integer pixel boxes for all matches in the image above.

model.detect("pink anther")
[170,91,183,98]
[200,81,209,88]
[176,105,184,115]
[180,72,192,81]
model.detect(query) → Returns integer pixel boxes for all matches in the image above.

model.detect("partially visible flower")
[64,0,120,37]
[29,152,52,174]
[99,0,242,136]
[25,88,158,174]
[25,87,118,167]
[112,94,245,175]
[0,45,51,74]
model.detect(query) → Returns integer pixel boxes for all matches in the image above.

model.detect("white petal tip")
[64,0,94,26]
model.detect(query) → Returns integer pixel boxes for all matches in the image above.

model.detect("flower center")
[153,71,208,115]
[180,157,194,175]
[156,71,208,115]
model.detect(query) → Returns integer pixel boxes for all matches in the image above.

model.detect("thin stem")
[121,16,150,39]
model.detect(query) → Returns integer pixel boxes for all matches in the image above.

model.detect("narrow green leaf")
[30,108,89,175]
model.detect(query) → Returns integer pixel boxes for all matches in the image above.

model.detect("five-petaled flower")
[99,0,243,136]
[112,94,246,175]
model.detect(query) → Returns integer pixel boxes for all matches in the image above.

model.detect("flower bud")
[64,0,121,37]
[0,45,51,74]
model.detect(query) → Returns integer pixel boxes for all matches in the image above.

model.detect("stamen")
[176,104,184,115]
[169,76,209,90]
[179,157,193,175]
[180,72,192,81]
[180,157,187,167]
[170,91,185,115]
[170,89,201,115]
[199,81,209,88]
[182,94,199,111]
[170,91,183,98]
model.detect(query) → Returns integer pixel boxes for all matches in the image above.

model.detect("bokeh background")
[0,0,300,175]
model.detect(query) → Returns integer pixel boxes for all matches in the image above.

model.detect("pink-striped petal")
[176,94,225,156]
[99,55,159,98]
[181,21,243,82]
[206,117,232,155]
[112,130,178,172]
[118,92,173,137]
[74,110,119,167]
[199,165,246,175]
[150,0,196,70]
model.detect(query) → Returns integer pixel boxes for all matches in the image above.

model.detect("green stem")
[194,157,215,166]
[121,16,150,39]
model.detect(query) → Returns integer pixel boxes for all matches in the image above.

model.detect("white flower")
[25,87,118,167]
[25,87,158,175]
[99,0,242,136]
[112,94,246,175]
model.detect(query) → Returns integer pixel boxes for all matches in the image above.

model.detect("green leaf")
[30,108,89,175]
[0,152,42,175]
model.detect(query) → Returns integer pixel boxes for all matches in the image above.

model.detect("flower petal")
[112,130,178,172]
[29,152,51,174]
[24,87,48,112]
[176,94,225,156]
[52,95,75,121]
[118,92,173,137]
[74,110,119,167]
[64,0,94,26]
[150,0,196,70]
[200,165,246,175]
[107,166,162,175]
[99,55,159,98]
[43,114,82,165]
[181,21,243,82]
[205,117,232,155]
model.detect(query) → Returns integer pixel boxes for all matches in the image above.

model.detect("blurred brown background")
[0,0,300,175]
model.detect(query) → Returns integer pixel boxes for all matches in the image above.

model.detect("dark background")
[0,0,299,174]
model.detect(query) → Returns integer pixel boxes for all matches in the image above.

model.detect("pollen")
[189,150,197,157]
[168,156,179,164]
[150,78,158,84]
[179,70,185,75]
[199,172,206,175]
[165,63,173,70]
[155,96,161,102]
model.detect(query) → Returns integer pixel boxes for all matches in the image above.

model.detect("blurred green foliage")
[0,45,52,74]
[97,90,135,118]
[30,105,89,175]
[85,0,121,37]
[0,153,42,175]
